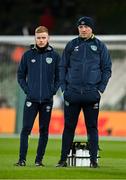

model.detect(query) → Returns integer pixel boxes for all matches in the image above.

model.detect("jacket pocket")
[85,90,101,103]
[88,70,101,84]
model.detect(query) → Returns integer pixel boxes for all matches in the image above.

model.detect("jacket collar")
[30,44,52,52]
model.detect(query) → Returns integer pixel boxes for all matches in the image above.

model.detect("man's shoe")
[14,160,26,166]
[35,161,45,167]
[90,161,99,168]
[56,160,67,167]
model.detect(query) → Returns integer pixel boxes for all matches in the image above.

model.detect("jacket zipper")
[40,54,42,103]
[81,43,87,93]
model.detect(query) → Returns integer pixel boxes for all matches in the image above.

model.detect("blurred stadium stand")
[100,59,126,110]
[0,0,126,35]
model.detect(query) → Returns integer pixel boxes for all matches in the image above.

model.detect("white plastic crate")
[67,141,100,167]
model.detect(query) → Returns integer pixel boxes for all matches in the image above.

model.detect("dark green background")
[0,0,126,35]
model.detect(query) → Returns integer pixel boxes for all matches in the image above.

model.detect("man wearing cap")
[56,16,112,168]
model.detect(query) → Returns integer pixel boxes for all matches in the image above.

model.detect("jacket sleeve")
[53,53,61,95]
[17,53,29,94]
[98,43,112,93]
[59,41,72,92]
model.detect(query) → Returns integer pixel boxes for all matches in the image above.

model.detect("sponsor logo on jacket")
[74,46,79,51]
[31,59,36,63]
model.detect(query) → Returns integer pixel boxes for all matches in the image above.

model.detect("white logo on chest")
[31,59,36,63]
[74,46,79,51]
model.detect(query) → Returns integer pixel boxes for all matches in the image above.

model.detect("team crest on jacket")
[31,59,36,63]
[90,45,97,51]
[46,57,53,64]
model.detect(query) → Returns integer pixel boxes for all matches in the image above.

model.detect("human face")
[35,32,49,48]
[78,25,92,39]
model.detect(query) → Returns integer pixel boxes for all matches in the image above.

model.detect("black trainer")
[35,161,45,167]
[14,160,26,166]
[56,160,67,167]
[90,161,99,168]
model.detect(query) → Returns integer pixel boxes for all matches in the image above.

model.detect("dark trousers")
[19,100,53,162]
[61,89,100,162]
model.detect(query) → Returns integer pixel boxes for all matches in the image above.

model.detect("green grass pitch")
[0,136,126,179]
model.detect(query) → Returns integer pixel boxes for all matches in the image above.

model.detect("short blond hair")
[35,26,48,33]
